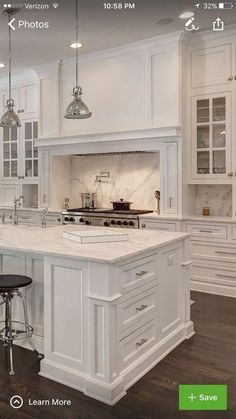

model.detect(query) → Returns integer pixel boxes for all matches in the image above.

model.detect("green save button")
[179,385,227,411]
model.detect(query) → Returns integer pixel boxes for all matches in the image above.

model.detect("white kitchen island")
[0,224,194,405]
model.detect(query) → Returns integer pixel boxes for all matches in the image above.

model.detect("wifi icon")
[52,3,59,8]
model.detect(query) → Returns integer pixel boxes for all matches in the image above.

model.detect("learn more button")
[179,385,227,411]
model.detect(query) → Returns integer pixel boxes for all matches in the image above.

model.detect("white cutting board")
[63,229,129,244]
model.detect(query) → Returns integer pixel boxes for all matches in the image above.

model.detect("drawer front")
[121,255,159,293]
[192,262,236,288]
[140,221,176,232]
[119,317,159,371]
[187,223,228,239]
[118,285,158,334]
[191,241,236,264]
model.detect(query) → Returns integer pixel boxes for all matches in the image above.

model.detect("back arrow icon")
[8,18,16,30]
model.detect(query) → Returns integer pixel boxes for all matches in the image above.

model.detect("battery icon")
[219,2,233,8]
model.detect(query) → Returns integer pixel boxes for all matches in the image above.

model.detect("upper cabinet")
[0,84,38,181]
[0,84,37,119]
[186,31,236,183]
[191,44,232,89]
[191,92,231,179]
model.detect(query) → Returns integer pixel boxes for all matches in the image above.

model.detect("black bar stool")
[0,274,43,375]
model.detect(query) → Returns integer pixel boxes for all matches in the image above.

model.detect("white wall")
[69,152,160,210]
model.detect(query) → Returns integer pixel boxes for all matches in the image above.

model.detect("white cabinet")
[0,85,37,119]
[191,44,232,89]
[1,119,38,181]
[0,83,38,207]
[26,253,44,338]
[191,92,231,179]
[39,150,50,208]
[162,142,178,214]
[140,219,177,231]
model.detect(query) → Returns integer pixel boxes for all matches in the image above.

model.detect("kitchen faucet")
[40,208,48,228]
[12,195,24,225]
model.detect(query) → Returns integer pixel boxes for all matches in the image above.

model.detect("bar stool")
[0,274,43,375]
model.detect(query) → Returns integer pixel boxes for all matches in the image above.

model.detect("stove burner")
[66,208,153,215]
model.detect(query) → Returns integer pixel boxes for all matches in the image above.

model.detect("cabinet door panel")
[191,44,231,88]
[26,254,44,337]
[192,92,231,179]
[20,85,37,116]
[162,142,178,214]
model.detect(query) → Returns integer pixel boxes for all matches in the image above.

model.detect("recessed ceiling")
[0,0,235,77]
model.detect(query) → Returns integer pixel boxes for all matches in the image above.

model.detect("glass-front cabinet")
[1,120,38,180]
[192,93,231,179]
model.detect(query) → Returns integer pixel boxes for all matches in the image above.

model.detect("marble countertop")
[0,224,189,264]
[139,213,236,223]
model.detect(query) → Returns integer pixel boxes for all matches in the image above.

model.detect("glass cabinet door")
[3,126,18,178]
[24,121,38,178]
[194,94,229,177]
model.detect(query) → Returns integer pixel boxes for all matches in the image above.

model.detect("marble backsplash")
[70,152,160,210]
[195,185,232,217]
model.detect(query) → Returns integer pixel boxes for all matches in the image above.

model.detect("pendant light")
[0,9,21,128]
[64,0,92,119]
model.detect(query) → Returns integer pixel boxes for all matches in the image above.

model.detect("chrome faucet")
[1,213,5,225]
[40,208,48,228]
[13,195,24,225]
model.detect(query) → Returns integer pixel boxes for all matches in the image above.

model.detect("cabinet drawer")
[187,223,228,239]
[191,241,236,263]
[120,254,159,293]
[231,226,236,240]
[119,317,159,371]
[140,221,176,232]
[118,285,158,334]
[192,261,236,288]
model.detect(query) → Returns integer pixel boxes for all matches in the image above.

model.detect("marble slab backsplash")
[70,152,160,210]
[195,185,232,217]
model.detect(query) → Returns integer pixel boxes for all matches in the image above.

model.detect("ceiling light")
[0,63,6,68]
[179,11,195,19]
[70,42,83,49]
[0,9,21,128]
[65,0,92,120]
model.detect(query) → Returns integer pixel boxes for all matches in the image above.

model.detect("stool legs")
[0,289,43,375]
[8,296,15,375]
[17,291,43,359]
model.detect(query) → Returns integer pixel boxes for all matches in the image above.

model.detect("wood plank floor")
[0,291,235,419]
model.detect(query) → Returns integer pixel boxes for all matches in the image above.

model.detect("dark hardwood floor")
[0,291,235,419]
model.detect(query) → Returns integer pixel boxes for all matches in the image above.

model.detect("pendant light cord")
[8,13,12,100]
[75,0,79,88]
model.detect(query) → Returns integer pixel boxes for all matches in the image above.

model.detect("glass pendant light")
[0,9,21,128]
[64,0,92,119]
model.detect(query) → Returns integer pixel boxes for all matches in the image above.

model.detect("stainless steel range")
[62,208,153,229]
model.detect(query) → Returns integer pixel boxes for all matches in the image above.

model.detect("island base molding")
[39,321,194,406]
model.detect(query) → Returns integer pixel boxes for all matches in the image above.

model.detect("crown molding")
[0,70,37,90]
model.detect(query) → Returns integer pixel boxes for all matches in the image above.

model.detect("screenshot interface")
[0,0,235,418]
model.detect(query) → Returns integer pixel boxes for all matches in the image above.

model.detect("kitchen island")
[0,224,194,405]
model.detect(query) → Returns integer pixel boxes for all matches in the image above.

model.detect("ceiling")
[0,0,236,77]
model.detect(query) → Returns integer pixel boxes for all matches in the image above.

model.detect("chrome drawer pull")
[216,273,236,279]
[136,270,148,277]
[199,230,213,233]
[136,338,148,347]
[215,251,236,255]
[136,304,148,312]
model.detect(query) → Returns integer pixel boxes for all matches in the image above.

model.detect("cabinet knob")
[228,76,233,81]
[141,223,146,228]
[227,172,233,177]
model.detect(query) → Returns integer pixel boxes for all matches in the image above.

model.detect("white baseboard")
[39,321,194,406]
[191,280,236,298]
